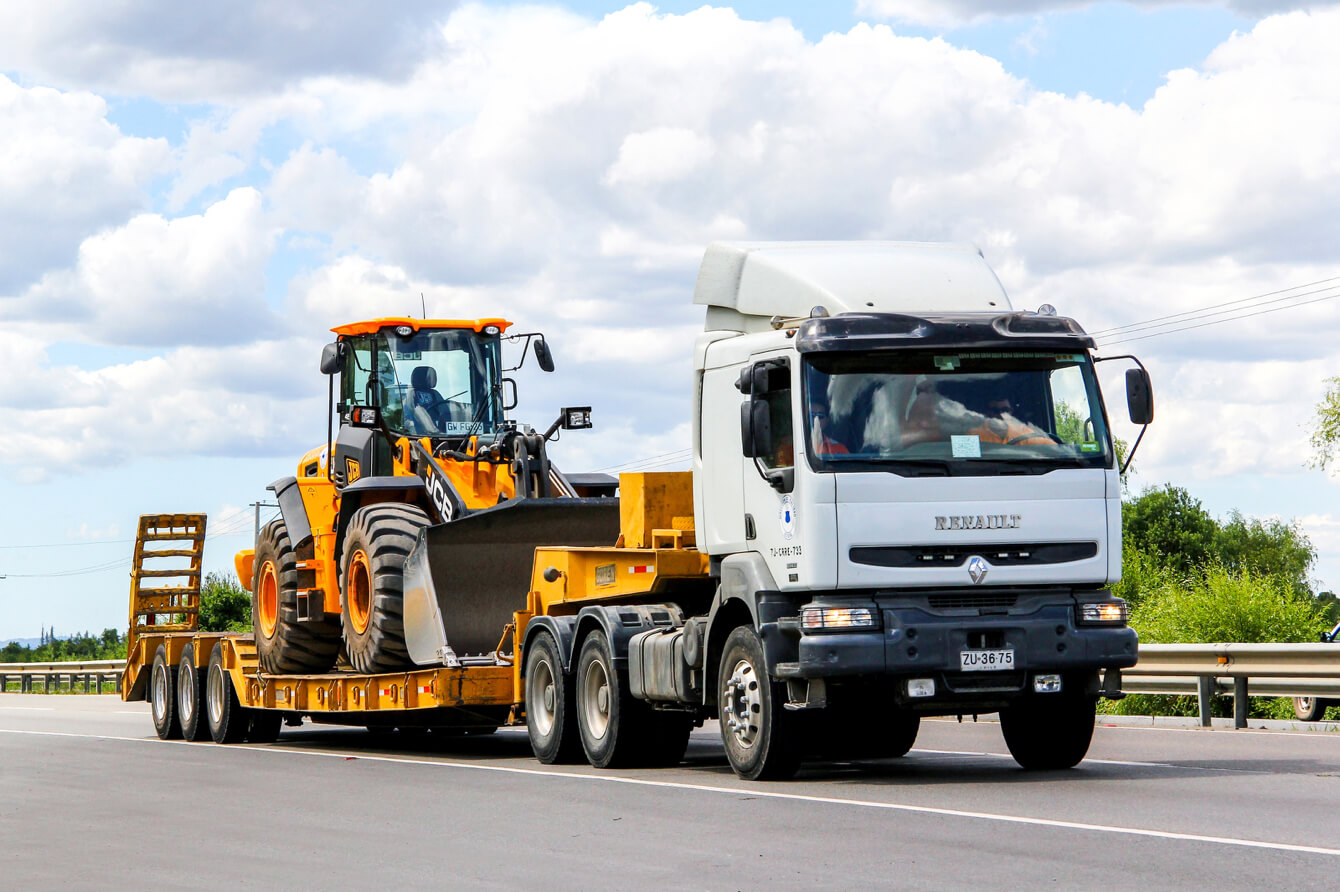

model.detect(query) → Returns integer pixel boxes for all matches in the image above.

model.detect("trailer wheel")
[340,504,429,674]
[575,632,655,768]
[177,644,209,742]
[253,519,341,674]
[150,644,182,740]
[1000,695,1096,770]
[206,642,249,744]
[247,711,284,743]
[718,626,800,781]
[525,632,581,764]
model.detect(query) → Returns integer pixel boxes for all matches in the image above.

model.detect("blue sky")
[3,0,1340,639]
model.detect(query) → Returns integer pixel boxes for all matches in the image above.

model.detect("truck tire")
[253,519,341,675]
[177,644,209,742]
[1292,696,1333,722]
[575,632,655,768]
[206,642,250,744]
[525,632,582,764]
[247,711,284,743]
[150,644,182,740]
[718,625,801,781]
[1000,695,1096,770]
[340,504,429,674]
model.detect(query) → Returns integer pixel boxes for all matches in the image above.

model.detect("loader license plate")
[960,649,1014,671]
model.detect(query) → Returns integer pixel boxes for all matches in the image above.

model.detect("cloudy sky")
[3,0,1339,640]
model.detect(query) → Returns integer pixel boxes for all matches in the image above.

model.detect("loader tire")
[340,503,429,674]
[253,520,341,675]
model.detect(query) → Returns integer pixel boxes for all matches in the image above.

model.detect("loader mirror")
[502,378,518,411]
[1125,368,1153,425]
[320,341,345,375]
[534,338,555,373]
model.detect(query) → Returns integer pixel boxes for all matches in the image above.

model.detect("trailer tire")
[247,711,284,743]
[575,632,655,768]
[1000,695,1095,770]
[177,644,209,742]
[150,644,182,740]
[340,503,429,674]
[253,519,341,675]
[718,626,801,781]
[525,632,582,764]
[206,642,249,744]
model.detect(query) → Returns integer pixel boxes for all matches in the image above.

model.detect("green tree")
[199,572,252,633]
[1307,376,1340,471]
[1213,511,1314,595]
[1123,485,1219,576]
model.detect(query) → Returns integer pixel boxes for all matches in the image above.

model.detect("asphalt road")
[2,694,1338,890]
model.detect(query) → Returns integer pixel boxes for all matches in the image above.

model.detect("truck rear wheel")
[340,503,429,674]
[177,644,209,742]
[1000,695,1095,770]
[575,632,654,768]
[206,642,250,744]
[718,626,800,781]
[150,644,182,740]
[525,632,581,764]
[253,520,340,674]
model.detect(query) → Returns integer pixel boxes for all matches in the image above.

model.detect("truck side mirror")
[320,341,345,375]
[741,400,772,457]
[752,365,771,396]
[1125,368,1153,425]
[534,339,555,373]
[740,402,757,456]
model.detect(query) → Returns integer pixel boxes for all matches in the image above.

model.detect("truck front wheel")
[718,626,800,781]
[1000,694,1096,770]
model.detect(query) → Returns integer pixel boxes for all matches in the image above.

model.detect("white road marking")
[2,727,1338,858]
[0,706,55,711]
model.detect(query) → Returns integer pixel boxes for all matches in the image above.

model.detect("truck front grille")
[925,593,1019,610]
[851,542,1098,568]
[942,671,1026,693]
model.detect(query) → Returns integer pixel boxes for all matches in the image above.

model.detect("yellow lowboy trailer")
[123,474,711,746]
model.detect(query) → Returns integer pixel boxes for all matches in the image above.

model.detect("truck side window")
[758,375,794,471]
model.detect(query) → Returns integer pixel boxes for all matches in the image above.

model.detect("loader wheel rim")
[348,549,372,634]
[258,561,279,638]
[582,656,612,741]
[722,659,761,749]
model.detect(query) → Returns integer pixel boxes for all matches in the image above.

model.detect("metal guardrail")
[1119,643,1340,728]
[0,660,125,694]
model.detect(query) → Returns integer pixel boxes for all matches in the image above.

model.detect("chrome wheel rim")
[721,658,761,748]
[152,664,167,722]
[582,656,611,741]
[178,663,194,726]
[207,664,224,726]
[529,656,557,737]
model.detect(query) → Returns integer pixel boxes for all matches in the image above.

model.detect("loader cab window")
[339,329,501,440]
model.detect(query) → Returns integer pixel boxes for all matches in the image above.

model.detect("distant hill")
[2,637,43,649]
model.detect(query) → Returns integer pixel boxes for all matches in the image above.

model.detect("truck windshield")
[802,350,1112,474]
[356,328,502,439]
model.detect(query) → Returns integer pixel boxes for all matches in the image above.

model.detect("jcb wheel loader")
[236,317,619,675]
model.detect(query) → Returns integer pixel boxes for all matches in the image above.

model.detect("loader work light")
[483,324,501,336]
[350,406,379,427]
[561,407,592,430]
[801,605,877,630]
[1077,600,1128,626]
[395,325,414,336]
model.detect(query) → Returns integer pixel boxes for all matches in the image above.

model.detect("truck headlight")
[1077,599,1128,626]
[801,605,878,630]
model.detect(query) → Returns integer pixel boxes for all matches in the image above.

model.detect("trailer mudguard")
[520,615,579,675]
[268,476,313,549]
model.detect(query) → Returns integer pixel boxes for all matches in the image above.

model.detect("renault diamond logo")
[967,556,989,585]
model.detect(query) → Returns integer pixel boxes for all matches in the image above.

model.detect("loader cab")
[323,317,511,487]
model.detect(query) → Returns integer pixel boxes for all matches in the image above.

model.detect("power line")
[1098,286,1340,347]
[1088,275,1340,338]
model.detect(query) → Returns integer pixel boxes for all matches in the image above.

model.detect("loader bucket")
[402,497,621,664]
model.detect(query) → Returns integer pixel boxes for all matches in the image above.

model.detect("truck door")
[741,358,804,589]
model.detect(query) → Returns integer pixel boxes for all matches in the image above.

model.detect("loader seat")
[408,365,448,432]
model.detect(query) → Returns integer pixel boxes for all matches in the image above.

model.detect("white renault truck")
[516,241,1150,780]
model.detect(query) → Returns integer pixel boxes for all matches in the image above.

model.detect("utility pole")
[251,501,279,550]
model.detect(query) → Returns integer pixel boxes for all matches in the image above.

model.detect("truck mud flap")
[403,498,620,665]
